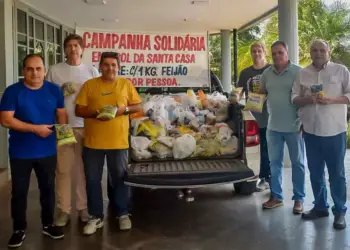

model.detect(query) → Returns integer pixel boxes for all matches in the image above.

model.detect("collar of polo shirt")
[272,60,292,75]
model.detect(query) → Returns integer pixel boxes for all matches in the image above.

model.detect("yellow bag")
[55,124,77,147]
[244,92,265,113]
[61,81,77,97]
[96,106,118,120]
[136,120,165,140]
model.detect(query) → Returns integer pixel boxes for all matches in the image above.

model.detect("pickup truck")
[124,80,261,200]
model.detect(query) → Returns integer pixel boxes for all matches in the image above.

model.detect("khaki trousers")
[56,128,87,213]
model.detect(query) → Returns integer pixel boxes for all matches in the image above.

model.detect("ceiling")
[20,0,277,33]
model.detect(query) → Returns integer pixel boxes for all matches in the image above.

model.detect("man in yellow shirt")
[75,52,142,235]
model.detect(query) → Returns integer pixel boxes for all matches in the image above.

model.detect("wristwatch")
[123,106,129,115]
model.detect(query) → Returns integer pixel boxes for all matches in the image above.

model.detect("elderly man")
[75,52,142,235]
[46,34,100,226]
[0,54,66,248]
[292,40,349,230]
[237,42,271,191]
[260,41,305,214]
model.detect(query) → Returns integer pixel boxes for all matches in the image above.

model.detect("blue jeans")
[266,130,305,201]
[83,147,129,218]
[304,132,347,216]
[259,128,270,180]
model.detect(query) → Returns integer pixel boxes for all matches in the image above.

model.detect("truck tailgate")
[125,159,254,188]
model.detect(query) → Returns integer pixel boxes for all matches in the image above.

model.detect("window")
[15,6,74,81]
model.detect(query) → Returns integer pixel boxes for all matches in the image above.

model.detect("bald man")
[292,40,349,230]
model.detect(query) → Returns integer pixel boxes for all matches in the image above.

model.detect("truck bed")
[126,99,254,189]
[125,158,254,188]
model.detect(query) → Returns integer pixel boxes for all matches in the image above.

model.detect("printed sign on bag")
[76,29,210,88]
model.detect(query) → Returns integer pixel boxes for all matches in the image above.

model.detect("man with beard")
[75,52,142,235]
[292,40,349,230]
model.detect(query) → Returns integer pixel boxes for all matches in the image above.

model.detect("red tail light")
[245,120,260,147]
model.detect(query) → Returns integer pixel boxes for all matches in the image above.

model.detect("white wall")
[0,0,14,169]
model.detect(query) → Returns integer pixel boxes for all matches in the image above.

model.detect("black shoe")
[334,214,347,230]
[8,230,26,248]
[42,225,64,239]
[302,208,329,220]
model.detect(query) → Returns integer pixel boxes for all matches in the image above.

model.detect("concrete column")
[0,0,14,170]
[220,30,232,93]
[278,0,299,168]
[278,0,299,64]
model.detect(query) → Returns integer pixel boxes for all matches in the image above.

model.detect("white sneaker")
[54,212,70,227]
[119,215,132,231]
[79,209,89,223]
[83,217,104,235]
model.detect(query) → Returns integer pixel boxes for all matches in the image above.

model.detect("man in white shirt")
[292,39,349,230]
[46,34,100,226]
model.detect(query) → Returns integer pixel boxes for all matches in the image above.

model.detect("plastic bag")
[131,136,151,151]
[131,149,152,160]
[192,139,221,157]
[244,93,265,113]
[136,120,166,140]
[157,136,175,148]
[215,123,233,143]
[55,124,77,147]
[220,136,239,155]
[143,101,155,115]
[151,103,168,121]
[216,102,229,122]
[61,81,77,97]
[199,125,218,139]
[97,106,118,120]
[181,89,198,108]
[131,117,149,136]
[205,112,217,125]
[173,134,196,159]
[148,141,173,159]
[155,116,173,131]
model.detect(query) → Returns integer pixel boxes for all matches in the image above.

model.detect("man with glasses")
[75,52,142,235]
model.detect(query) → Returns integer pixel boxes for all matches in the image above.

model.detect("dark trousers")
[83,147,129,218]
[304,132,347,215]
[259,127,270,180]
[10,155,57,231]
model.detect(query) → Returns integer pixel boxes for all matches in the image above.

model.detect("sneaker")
[119,215,132,231]
[42,225,64,239]
[79,209,89,223]
[83,217,104,235]
[256,179,270,192]
[54,212,70,227]
[8,231,26,248]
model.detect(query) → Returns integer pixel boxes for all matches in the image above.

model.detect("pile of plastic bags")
[130,90,239,161]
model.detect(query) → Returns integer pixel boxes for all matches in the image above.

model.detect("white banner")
[76,29,210,88]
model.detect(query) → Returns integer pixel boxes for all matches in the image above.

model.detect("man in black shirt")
[237,42,271,191]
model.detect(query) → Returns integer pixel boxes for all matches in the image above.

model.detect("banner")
[76,29,210,88]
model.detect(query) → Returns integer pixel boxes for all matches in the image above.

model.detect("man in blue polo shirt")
[0,54,67,248]
[260,41,305,214]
